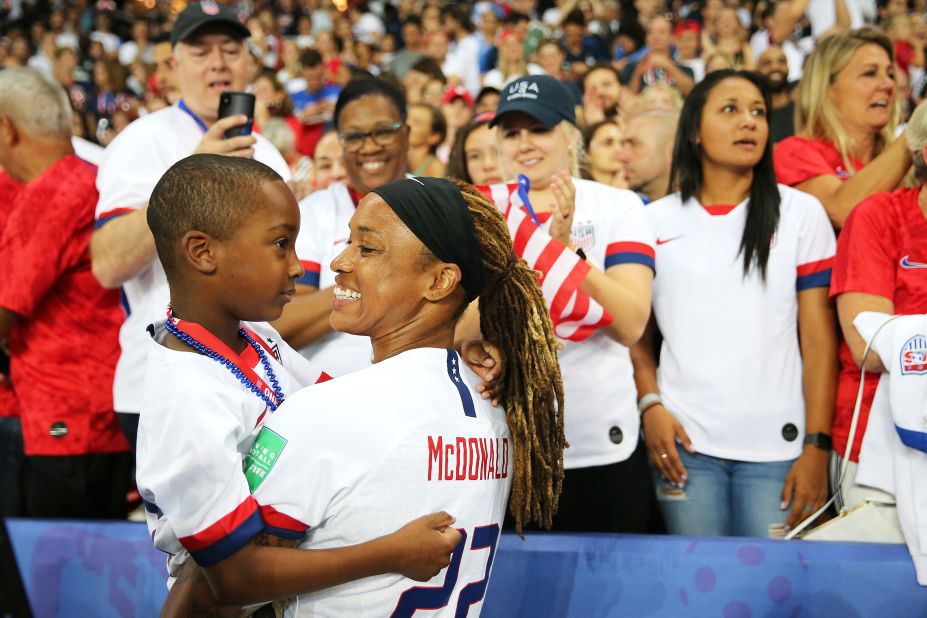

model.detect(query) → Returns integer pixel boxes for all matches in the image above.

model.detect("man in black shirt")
[756,45,796,144]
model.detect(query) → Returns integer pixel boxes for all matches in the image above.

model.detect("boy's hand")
[460,339,504,406]
[390,512,462,581]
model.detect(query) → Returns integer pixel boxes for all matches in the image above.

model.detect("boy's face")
[214,180,303,322]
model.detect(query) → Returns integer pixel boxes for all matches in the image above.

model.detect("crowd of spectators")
[1,0,926,557]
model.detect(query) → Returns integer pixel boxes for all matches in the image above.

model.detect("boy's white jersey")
[136,321,326,578]
[95,104,291,413]
[250,347,512,617]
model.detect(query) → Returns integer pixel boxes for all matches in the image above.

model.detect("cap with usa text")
[489,75,577,128]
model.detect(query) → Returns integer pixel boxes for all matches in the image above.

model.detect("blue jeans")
[653,449,795,537]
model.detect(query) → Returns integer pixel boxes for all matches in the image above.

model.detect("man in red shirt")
[0,67,129,518]
[0,170,23,516]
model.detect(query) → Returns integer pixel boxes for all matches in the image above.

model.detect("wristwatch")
[803,432,833,451]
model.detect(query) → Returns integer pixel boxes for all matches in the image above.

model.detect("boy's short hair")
[148,154,283,277]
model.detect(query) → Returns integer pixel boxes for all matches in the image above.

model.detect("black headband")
[371,177,485,303]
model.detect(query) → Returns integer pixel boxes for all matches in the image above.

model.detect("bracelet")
[575,247,587,260]
[637,393,662,416]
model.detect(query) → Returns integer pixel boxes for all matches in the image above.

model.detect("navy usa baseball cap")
[489,75,577,128]
[171,1,251,47]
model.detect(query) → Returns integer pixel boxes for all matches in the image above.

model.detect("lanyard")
[164,306,285,411]
[178,99,209,133]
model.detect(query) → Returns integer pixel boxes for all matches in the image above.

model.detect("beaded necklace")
[164,306,285,411]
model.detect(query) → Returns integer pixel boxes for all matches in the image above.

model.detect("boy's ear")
[180,230,219,275]
[423,262,463,303]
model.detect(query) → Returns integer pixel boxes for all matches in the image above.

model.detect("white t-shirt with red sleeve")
[136,320,326,579]
[555,178,655,469]
[647,185,836,462]
[94,104,292,414]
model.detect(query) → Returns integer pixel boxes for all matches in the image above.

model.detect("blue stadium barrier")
[8,519,927,617]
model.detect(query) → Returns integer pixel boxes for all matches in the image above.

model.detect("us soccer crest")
[900,334,927,375]
[571,222,595,251]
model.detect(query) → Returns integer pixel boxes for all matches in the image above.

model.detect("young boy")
[137,154,461,612]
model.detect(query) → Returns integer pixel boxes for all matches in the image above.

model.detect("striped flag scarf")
[476,176,613,342]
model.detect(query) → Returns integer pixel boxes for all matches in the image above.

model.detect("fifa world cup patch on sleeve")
[245,428,287,491]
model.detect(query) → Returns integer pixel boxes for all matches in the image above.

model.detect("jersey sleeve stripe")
[796,258,834,291]
[605,242,656,271]
[258,504,309,538]
[796,257,835,277]
[178,496,261,552]
[797,269,832,291]
[296,260,322,287]
[181,500,265,566]
[895,425,927,452]
[94,207,135,229]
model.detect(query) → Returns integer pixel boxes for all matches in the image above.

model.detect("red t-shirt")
[0,171,23,419]
[774,136,864,186]
[830,187,927,461]
[0,155,128,456]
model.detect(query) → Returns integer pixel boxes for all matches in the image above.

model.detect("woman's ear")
[425,262,464,303]
[180,230,219,275]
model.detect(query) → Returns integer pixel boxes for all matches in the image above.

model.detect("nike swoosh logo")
[656,236,684,245]
[900,255,927,269]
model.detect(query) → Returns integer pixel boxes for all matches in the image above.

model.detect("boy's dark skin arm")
[159,533,294,618]
[162,512,461,615]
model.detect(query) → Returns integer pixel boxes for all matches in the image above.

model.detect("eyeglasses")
[339,122,403,152]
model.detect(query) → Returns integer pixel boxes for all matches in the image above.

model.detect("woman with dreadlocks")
[201,176,565,616]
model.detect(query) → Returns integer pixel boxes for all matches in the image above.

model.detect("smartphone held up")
[217,91,255,139]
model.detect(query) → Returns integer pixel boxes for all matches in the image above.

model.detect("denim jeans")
[653,449,795,537]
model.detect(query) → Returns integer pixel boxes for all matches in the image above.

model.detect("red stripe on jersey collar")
[703,203,738,216]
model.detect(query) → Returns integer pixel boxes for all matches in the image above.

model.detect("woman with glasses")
[270,79,413,375]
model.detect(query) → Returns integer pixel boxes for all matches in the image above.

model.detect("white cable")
[785,314,901,540]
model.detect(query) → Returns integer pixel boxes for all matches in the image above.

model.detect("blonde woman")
[481,30,543,90]
[705,7,754,70]
[481,75,659,533]
[774,27,914,228]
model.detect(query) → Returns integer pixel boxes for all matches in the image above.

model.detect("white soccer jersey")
[647,185,836,461]
[854,311,927,585]
[295,182,373,376]
[136,320,326,576]
[95,104,292,413]
[248,347,512,617]
[555,179,655,469]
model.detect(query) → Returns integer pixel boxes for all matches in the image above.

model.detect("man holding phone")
[89,1,291,450]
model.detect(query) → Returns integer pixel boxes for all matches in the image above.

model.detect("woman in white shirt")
[633,70,838,537]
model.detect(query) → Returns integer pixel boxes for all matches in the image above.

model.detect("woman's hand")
[780,447,829,530]
[642,404,694,486]
[459,338,504,406]
[549,171,577,247]
[389,512,462,581]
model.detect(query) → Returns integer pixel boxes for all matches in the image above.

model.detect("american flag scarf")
[476,176,613,341]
